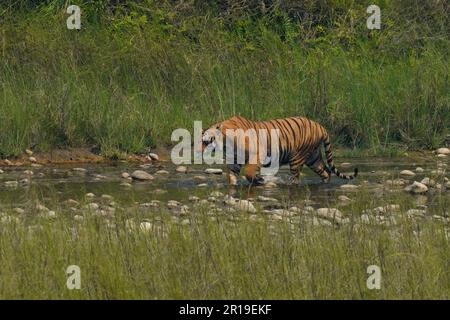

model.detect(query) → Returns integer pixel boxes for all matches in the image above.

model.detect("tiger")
[200,115,358,186]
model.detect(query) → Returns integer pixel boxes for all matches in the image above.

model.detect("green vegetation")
[0,1,449,158]
[0,187,448,299]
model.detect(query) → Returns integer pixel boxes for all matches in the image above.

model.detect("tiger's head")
[200,123,223,153]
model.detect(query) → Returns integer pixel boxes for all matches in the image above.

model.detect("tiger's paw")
[287,175,300,185]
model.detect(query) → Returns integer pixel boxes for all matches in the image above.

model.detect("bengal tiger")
[201,115,358,185]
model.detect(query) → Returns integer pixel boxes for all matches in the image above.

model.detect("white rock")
[29,157,37,163]
[317,208,344,221]
[415,167,424,173]
[264,181,277,188]
[131,170,154,181]
[257,195,278,202]
[338,195,352,202]
[210,191,224,197]
[404,181,428,194]
[205,168,223,174]
[176,166,188,173]
[148,153,160,161]
[121,172,130,179]
[436,148,450,155]
[72,167,87,173]
[197,183,208,187]
[234,200,256,213]
[25,149,33,156]
[188,196,200,202]
[23,170,34,176]
[420,177,436,187]
[406,209,426,218]
[85,193,95,198]
[14,208,25,214]
[156,170,169,174]
[0,169,4,174]
[5,181,18,188]
[340,184,358,190]
[400,170,415,177]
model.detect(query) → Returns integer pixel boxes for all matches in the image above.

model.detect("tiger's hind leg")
[243,164,264,186]
[306,149,331,183]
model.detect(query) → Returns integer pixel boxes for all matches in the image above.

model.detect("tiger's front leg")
[227,164,242,186]
[288,163,303,185]
[243,164,264,186]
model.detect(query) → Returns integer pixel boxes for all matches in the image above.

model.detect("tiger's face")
[200,124,222,152]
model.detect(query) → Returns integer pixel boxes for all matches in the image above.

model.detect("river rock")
[420,177,436,187]
[234,200,256,213]
[121,172,130,179]
[148,153,160,161]
[197,183,208,187]
[72,167,87,173]
[257,195,278,202]
[23,170,34,176]
[400,170,415,177]
[340,184,358,190]
[436,148,450,155]
[85,193,95,198]
[404,181,428,194]
[29,157,37,163]
[317,208,344,221]
[189,196,200,202]
[205,168,223,174]
[156,170,169,174]
[5,181,18,188]
[176,166,188,173]
[338,195,352,202]
[131,170,154,180]
[415,167,424,173]
[0,169,4,174]
[406,209,426,218]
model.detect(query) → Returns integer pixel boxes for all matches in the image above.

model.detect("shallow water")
[0,156,448,212]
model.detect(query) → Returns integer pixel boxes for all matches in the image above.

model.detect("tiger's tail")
[322,131,358,180]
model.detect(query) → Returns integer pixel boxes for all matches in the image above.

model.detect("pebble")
[210,191,224,197]
[176,166,188,173]
[72,168,87,173]
[120,182,132,187]
[415,167,424,173]
[14,208,25,214]
[131,170,154,181]
[385,179,407,187]
[234,200,257,213]
[197,183,208,187]
[400,170,415,177]
[420,177,436,187]
[121,172,130,179]
[85,193,95,198]
[436,147,450,155]
[29,157,37,163]
[148,153,160,161]
[340,184,358,190]
[5,181,18,188]
[205,168,223,174]
[156,170,169,174]
[193,175,207,181]
[188,196,200,202]
[0,169,3,174]
[404,181,428,194]
[338,195,352,202]
[317,208,344,221]
[257,195,278,202]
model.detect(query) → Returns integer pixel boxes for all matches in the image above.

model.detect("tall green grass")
[0,198,448,299]
[0,1,449,158]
